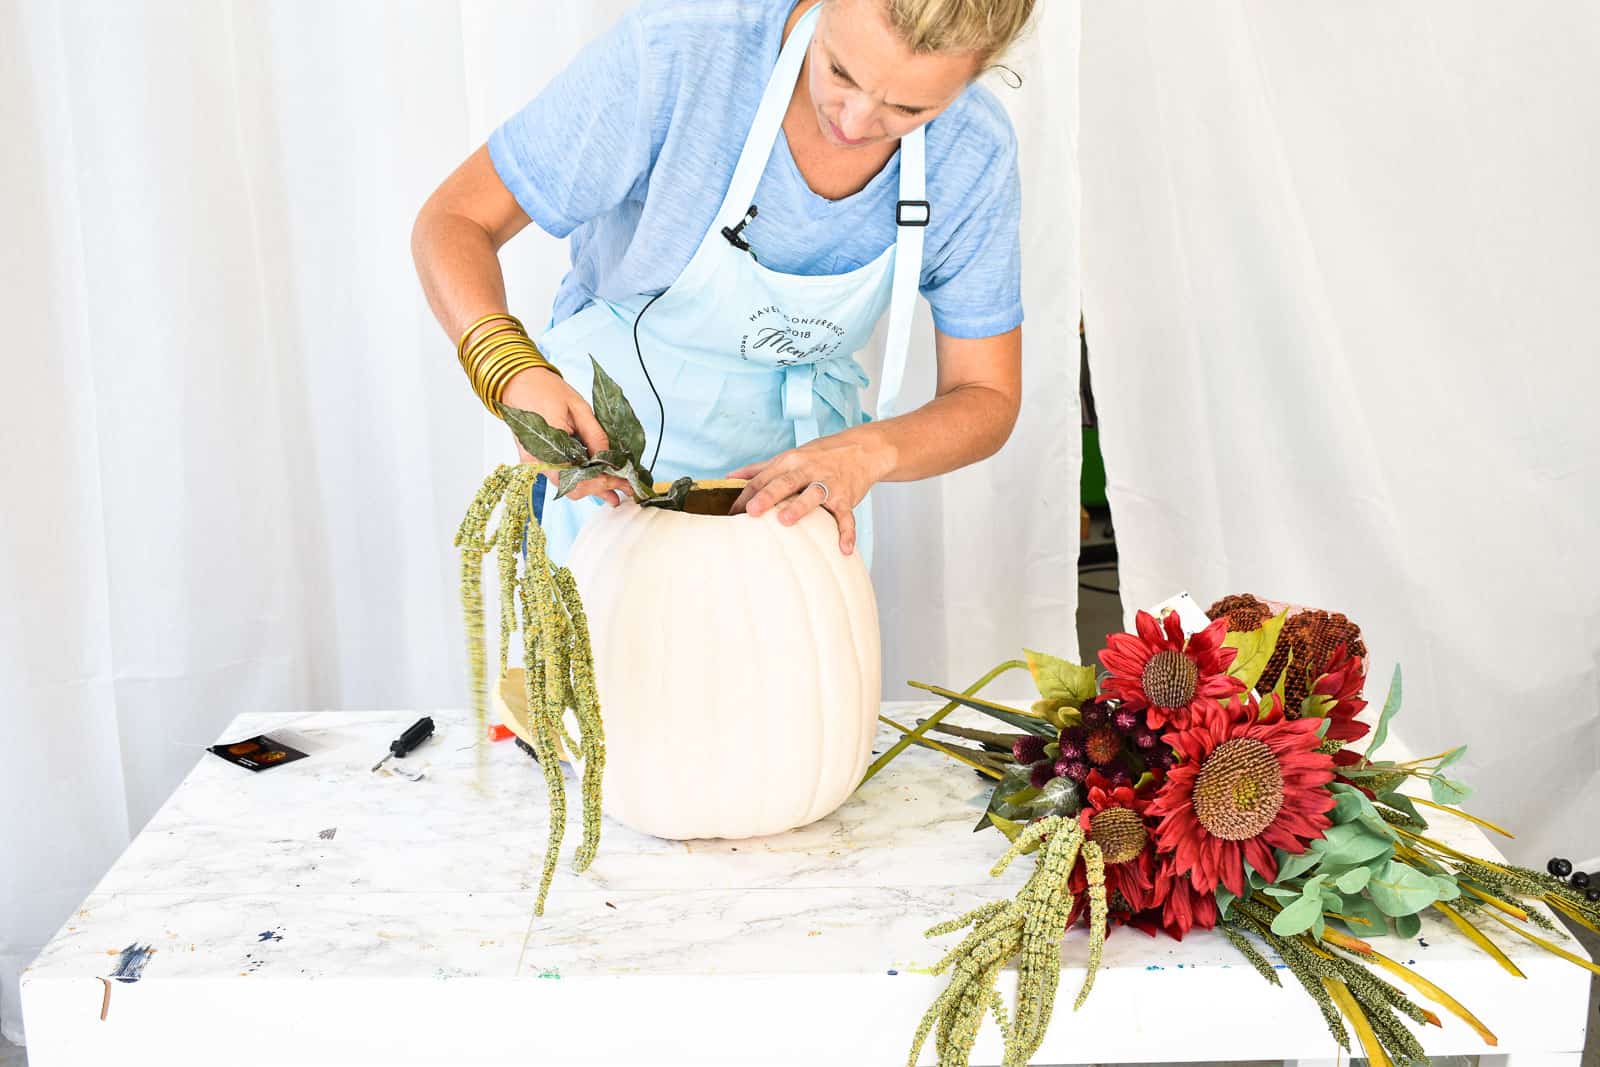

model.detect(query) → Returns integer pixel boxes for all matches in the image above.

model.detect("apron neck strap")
[717,1,930,422]
[877,127,926,421]
[715,4,821,230]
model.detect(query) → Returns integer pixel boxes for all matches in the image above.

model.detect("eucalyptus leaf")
[1395,911,1422,939]
[1336,867,1372,893]
[1312,913,1327,942]
[1363,663,1403,759]
[1216,886,1237,918]
[1315,823,1395,869]
[1263,885,1302,900]
[1271,885,1326,937]
[1023,649,1097,708]
[1334,894,1388,937]
[501,404,591,467]
[588,357,648,471]
[1436,745,1468,771]
[1431,875,1461,902]
[1428,774,1472,805]
[1221,610,1288,691]
[1368,859,1443,917]
[1275,846,1326,883]
[1330,787,1366,825]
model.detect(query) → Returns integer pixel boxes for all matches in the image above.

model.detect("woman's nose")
[837,100,872,141]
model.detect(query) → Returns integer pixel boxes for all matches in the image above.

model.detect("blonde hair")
[883,0,1036,63]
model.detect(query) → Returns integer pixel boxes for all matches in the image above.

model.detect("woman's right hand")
[500,367,633,507]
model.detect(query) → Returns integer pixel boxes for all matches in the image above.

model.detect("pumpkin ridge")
[766,510,833,829]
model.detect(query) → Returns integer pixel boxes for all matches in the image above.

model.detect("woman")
[413,0,1032,566]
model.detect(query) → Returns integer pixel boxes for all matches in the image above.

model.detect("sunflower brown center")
[1141,649,1199,708]
[1191,737,1284,841]
[1088,806,1148,864]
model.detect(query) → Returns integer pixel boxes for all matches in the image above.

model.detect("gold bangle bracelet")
[467,337,560,384]
[472,351,559,412]
[459,325,526,369]
[456,312,525,361]
[480,361,552,412]
[466,334,539,371]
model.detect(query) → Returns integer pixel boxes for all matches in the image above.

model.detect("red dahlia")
[1145,693,1336,897]
[1099,611,1246,730]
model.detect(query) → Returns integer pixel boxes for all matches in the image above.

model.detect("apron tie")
[783,358,871,446]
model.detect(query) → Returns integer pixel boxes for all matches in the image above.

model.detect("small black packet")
[207,734,309,772]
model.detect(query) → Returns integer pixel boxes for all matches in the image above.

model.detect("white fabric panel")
[1081,1,1599,871]
[870,0,1083,704]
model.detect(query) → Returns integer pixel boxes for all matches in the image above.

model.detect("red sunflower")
[1304,643,1370,771]
[1099,610,1246,730]
[1146,693,1336,898]
[1147,851,1220,940]
[1063,770,1160,928]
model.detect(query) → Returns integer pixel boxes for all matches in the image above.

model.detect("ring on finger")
[806,480,830,505]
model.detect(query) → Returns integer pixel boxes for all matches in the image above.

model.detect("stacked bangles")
[456,312,562,415]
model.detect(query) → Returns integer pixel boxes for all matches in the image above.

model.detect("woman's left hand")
[728,436,889,556]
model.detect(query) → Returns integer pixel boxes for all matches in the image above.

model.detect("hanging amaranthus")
[909,817,1108,1067]
[455,462,604,915]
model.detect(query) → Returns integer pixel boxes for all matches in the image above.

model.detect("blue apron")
[531,4,928,569]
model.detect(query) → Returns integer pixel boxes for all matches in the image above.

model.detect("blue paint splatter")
[258,929,283,942]
[1145,964,1163,971]
[109,944,154,983]
[888,969,899,975]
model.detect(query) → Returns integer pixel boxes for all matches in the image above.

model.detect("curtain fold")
[1080,0,1599,875]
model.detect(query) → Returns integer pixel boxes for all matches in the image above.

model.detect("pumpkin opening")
[680,486,742,517]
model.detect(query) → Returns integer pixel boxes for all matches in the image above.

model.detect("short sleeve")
[920,135,1025,340]
[488,11,656,239]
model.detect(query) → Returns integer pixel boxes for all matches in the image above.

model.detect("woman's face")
[807,0,981,149]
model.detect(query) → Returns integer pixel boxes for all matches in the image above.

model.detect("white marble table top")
[21,703,1591,1066]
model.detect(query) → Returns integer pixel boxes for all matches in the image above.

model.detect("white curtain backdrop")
[1080,1,1599,874]
[0,0,1080,1041]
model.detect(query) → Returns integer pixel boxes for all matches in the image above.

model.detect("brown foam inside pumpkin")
[653,478,745,517]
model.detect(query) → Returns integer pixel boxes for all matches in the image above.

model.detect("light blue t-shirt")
[488,0,1023,340]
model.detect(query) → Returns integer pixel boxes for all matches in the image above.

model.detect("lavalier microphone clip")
[721,204,759,257]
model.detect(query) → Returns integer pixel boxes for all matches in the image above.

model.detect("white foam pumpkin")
[563,483,881,840]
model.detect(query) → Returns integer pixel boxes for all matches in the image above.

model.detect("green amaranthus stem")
[455,463,605,915]
[909,817,1107,1067]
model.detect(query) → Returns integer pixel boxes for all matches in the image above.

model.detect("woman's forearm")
[411,144,536,345]
[411,209,514,344]
[847,380,1021,484]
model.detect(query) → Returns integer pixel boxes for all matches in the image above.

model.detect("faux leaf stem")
[859,660,1027,785]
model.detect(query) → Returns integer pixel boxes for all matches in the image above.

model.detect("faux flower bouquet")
[871,594,1600,1067]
